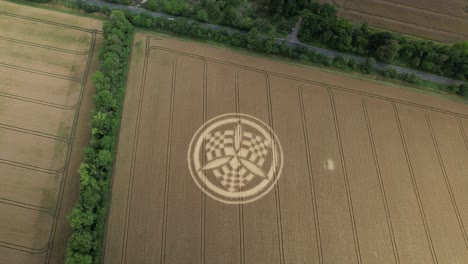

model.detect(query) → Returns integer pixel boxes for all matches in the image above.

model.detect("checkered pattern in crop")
[213,158,255,192]
[239,132,270,167]
[205,130,235,161]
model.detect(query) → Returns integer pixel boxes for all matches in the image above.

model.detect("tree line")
[299,3,468,81]
[64,10,134,264]
[65,0,468,97]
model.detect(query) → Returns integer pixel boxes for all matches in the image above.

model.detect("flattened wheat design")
[201,123,271,192]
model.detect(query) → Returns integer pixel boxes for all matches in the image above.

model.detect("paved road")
[84,0,463,86]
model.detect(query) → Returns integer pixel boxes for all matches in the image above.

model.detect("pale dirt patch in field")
[103,33,468,264]
[0,2,103,263]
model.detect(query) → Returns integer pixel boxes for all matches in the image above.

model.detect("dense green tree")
[360,57,376,74]
[196,8,209,22]
[66,10,133,264]
[375,39,400,62]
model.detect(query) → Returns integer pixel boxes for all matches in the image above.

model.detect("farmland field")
[321,0,468,42]
[0,1,103,263]
[104,33,468,264]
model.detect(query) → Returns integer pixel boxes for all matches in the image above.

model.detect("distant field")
[0,1,103,263]
[103,33,468,263]
[321,0,468,42]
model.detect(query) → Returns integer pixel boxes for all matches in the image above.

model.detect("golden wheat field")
[103,33,468,264]
[321,0,468,42]
[0,1,103,263]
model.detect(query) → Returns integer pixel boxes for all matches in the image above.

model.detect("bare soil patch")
[104,33,468,264]
[0,2,103,263]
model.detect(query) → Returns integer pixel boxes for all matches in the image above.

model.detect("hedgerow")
[65,10,133,264]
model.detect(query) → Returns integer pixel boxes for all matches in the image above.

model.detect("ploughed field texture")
[0,2,102,263]
[104,33,468,264]
[321,0,468,42]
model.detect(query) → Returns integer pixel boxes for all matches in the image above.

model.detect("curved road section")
[83,0,463,86]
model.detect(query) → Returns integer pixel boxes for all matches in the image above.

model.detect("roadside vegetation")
[21,0,468,98]
[64,10,133,264]
[299,3,468,81]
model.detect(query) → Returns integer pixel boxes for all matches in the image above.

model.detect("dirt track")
[0,1,102,263]
[104,33,468,264]
[321,0,468,42]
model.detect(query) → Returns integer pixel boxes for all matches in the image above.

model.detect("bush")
[398,72,420,84]
[360,57,376,74]
[65,10,133,264]
[457,83,468,98]
[196,8,208,22]
[383,67,398,78]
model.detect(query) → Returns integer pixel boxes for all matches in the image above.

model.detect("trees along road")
[84,0,464,86]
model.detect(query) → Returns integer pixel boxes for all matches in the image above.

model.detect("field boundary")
[120,36,151,264]
[0,10,98,260]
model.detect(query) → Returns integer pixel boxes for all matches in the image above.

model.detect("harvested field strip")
[0,127,68,172]
[301,85,360,264]
[0,66,81,107]
[0,12,93,52]
[397,104,468,261]
[122,49,175,264]
[162,55,205,263]
[334,91,398,264]
[344,0,468,36]
[0,39,87,78]
[0,203,53,251]
[0,164,59,210]
[0,247,45,264]
[237,69,283,264]
[427,113,468,246]
[0,63,82,110]
[364,98,436,263]
[270,77,321,264]
[0,97,74,139]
